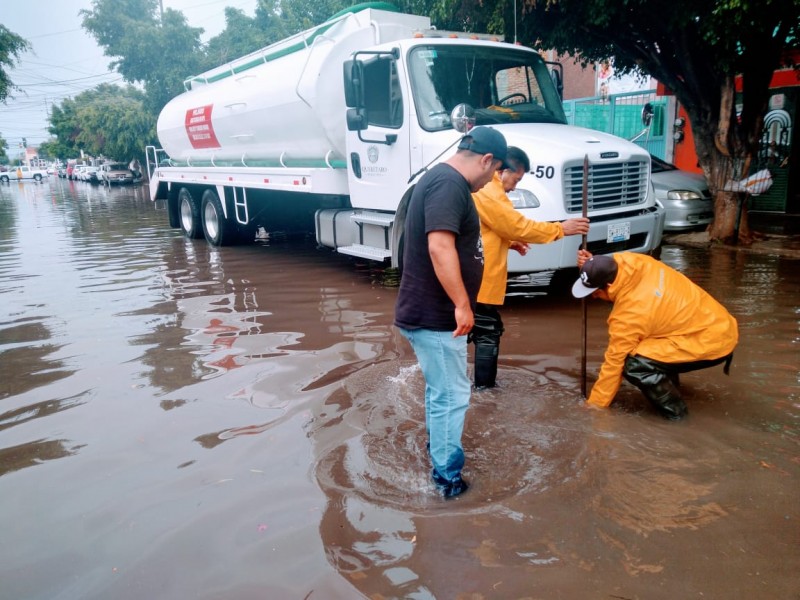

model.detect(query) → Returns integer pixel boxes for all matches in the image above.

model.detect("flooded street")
[1,178,797,599]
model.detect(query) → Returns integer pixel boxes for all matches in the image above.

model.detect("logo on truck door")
[185,105,221,149]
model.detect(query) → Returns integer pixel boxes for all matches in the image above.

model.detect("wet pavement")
[1,178,798,599]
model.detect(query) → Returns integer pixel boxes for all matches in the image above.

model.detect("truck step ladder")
[336,211,394,261]
[337,244,392,260]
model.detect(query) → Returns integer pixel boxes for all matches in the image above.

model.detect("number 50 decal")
[533,165,555,178]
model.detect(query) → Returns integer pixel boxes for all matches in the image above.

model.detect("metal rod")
[581,154,589,398]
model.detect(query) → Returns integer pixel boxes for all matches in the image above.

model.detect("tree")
[0,25,30,103]
[204,7,276,66]
[509,0,799,243]
[0,132,8,163]
[46,99,84,158]
[81,0,206,112]
[47,84,157,163]
[203,0,355,67]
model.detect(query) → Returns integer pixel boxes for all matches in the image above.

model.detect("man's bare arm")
[428,230,474,337]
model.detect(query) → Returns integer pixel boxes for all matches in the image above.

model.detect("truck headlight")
[508,189,540,209]
[667,190,702,201]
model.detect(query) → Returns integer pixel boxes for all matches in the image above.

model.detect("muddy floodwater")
[1,179,797,599]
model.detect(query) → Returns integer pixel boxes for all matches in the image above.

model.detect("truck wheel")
[548,266,580,296]
[178,188,203,239]
[201,189,234,246]
[34,174,42,182]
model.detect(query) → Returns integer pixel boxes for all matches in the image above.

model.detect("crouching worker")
[572,249,738,420]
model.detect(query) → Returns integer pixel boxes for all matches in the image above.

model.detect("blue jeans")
[399,327,471,482]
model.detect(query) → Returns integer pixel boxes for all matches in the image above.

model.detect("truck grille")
[563,160,648,212]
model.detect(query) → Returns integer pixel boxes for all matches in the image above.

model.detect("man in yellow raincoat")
[573,249,738,419]
[470,147,589,388]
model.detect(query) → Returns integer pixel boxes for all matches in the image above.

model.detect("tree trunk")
[695,121,754,245]
[708,189,751,244]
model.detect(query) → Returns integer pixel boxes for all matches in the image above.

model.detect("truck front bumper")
[506,206,665,274]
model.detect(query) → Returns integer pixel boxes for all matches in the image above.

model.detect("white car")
[651,155,713,231]
[80,166,100,183]
[71,165,87,180]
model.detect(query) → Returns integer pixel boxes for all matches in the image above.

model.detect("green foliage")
[81,0,206,112]
[34,143,56,161]
[512,0,799,239]
[0,25,31,103]
[47,84,156,162]
[0,132,8,163]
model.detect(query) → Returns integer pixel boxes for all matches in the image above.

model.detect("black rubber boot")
[623,355,687,420]
[474,343,498,389]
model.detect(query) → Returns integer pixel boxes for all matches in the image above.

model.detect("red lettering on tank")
[184,105,221,149]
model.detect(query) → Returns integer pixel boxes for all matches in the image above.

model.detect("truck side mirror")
[450,104,476,133]
[641,102,654,127]
[343,60,364,108]
[550,67,563,100]
[346,107,368,131]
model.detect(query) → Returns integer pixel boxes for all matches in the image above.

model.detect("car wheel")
[0,175,8,183]
[34,174,42,182]
[178,188,203,239]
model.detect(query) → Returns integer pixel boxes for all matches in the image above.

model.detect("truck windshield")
[408,44,567,131]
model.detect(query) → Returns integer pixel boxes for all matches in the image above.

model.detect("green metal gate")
[563,90,668,159]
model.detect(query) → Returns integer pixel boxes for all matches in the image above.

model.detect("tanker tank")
[156,6,430,167]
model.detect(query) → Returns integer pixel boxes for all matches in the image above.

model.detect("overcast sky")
[2,0,258,159]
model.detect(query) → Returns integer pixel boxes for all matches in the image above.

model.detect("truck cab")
[341,36,664,272]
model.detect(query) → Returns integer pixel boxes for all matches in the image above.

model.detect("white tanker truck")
[147,2,664,274]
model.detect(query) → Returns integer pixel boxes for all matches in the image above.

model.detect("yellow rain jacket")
[588,252,739,408]
[473,173,564,305]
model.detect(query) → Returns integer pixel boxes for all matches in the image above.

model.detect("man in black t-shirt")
[395,126,509,498]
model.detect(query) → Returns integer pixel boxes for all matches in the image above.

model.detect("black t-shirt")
[394,163,484,331]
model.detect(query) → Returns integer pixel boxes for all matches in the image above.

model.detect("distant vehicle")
[82,166,101,184]
[0,165,49,183]
[99,162,134,185]
[69,165,87,180]
[650,155,713,231]
[58,166,67,178]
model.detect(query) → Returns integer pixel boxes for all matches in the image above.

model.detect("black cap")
[572,255,619,298]
[457,126,510,169]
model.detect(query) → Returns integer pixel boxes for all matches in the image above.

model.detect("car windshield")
[408,44,567,131]
[107,163,126,170]
[650,155,677,173]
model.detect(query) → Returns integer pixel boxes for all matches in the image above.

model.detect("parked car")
[84,166,101,184]
[70,165,86,180]
[650,155,713,231]
[99,162,134,185]
[76,165,99,183]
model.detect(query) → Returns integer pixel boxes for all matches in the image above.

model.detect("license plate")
[607,222,630,243]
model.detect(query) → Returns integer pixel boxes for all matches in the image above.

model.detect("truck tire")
[548,266,579,296]
[167,192,181,229]
[178,187,203,239]
[201,189,235,246]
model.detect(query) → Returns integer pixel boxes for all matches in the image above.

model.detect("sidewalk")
[662,212,800,260]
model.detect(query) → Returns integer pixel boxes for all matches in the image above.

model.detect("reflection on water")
[0,180,798,599]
